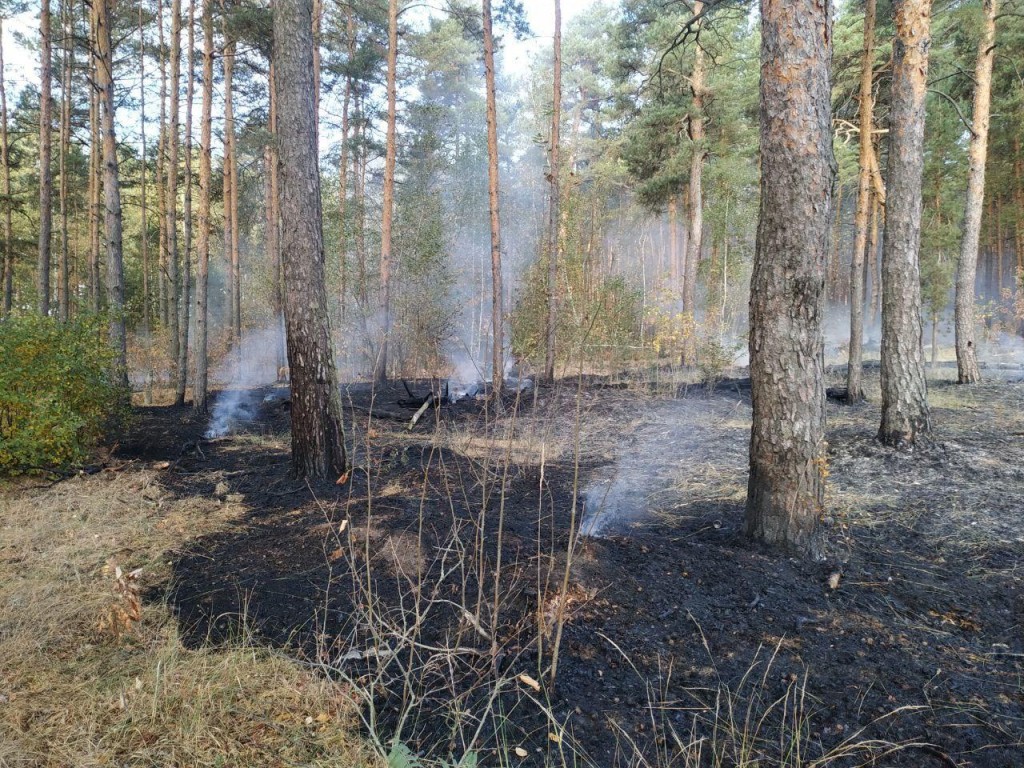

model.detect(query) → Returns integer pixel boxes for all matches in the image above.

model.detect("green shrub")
[0,314,127,474]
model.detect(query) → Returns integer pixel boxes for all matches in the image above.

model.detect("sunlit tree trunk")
[375,0,398,384]
[847,0,877,403]
[681,0,705,367]
[139,5,154,404]
[273,0,348,478]
[337,9,354,320]
[312,0,320,141]
[94,0,126,384]
[176,0,197,406]
[0,18,12,317]
[167,0,182,383]
[157,0,168,326]
[39,0,53,316]
[194,0,214,413]
[483,0,503,396]
[954,0,996,385]
[544,0,561,385]
[354,94,367,312]
[88,7,101,313]
[222,3,240,353]
[746,0,834,559]
[879,0,932,447]
[269,60,286,376]
[668,196,678,288]
[57,0,72,321]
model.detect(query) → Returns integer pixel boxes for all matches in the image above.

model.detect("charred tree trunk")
[954,0,996,385]
[483,0,503,396]
[39,0,53,316]
[544,0,561,385]
[879,0,932,447]
[94,0,126,384]
[746,0,834,559]
[272,0,347,479]
[375,0,398,384]
[194,0,214,413]
[847,0,877,404]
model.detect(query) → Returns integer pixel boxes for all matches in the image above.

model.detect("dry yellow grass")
[0,467,378,768]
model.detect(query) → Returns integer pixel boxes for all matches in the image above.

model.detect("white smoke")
[205,324,286,438]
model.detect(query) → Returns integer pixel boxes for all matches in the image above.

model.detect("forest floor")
[4,365,1024,767]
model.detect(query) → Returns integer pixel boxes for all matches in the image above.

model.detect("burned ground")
[117,372,1024,767]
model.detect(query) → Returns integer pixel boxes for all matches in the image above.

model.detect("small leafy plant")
[0,313,127,474]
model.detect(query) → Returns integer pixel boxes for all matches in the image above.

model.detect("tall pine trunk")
[375,0,398,384]
[222,5,240,353]
[194,0,214,413]
[954,0,996,384]
[168,0,183,386]
[94,0,126,384]
[879,0,932,447]
[847,0,877,403]
[746,0,834,559]
[88,5,101,313]
[337,9,354,320]
[139,4,154,404]
[272,0,347,479]
[39,0,53,316]
[0,19,12,317]
[176,0,197,406]
[544,0,561,384]
[681,0,705,366]
[483,0,503,396]
[58,0,72,321]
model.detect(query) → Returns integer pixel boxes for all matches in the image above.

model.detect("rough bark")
[871,196,882,325]
[847,0,877,404]
[176,0,197,407]
[337,8,354,319]
[0,19,12,317]
[483,0,503,396]
[954,0,996,385]
[39,0,53,316]
[269,60,286,374]
[139,5,153,404]
[746,0,834,559]
[682,1,705,367]
[95,0,126,384]
[311,0,320,140]
[88,12,101,313]
[58,0,72,322]
[668,196,678,288]
[222,7,240,352]
[879,0,932,447]
[375,0,399,384]
[544,0,561,385]
[272,0,347,479]
[194,0,214,413]
[167,0,182,380]
[157,0,168,325]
